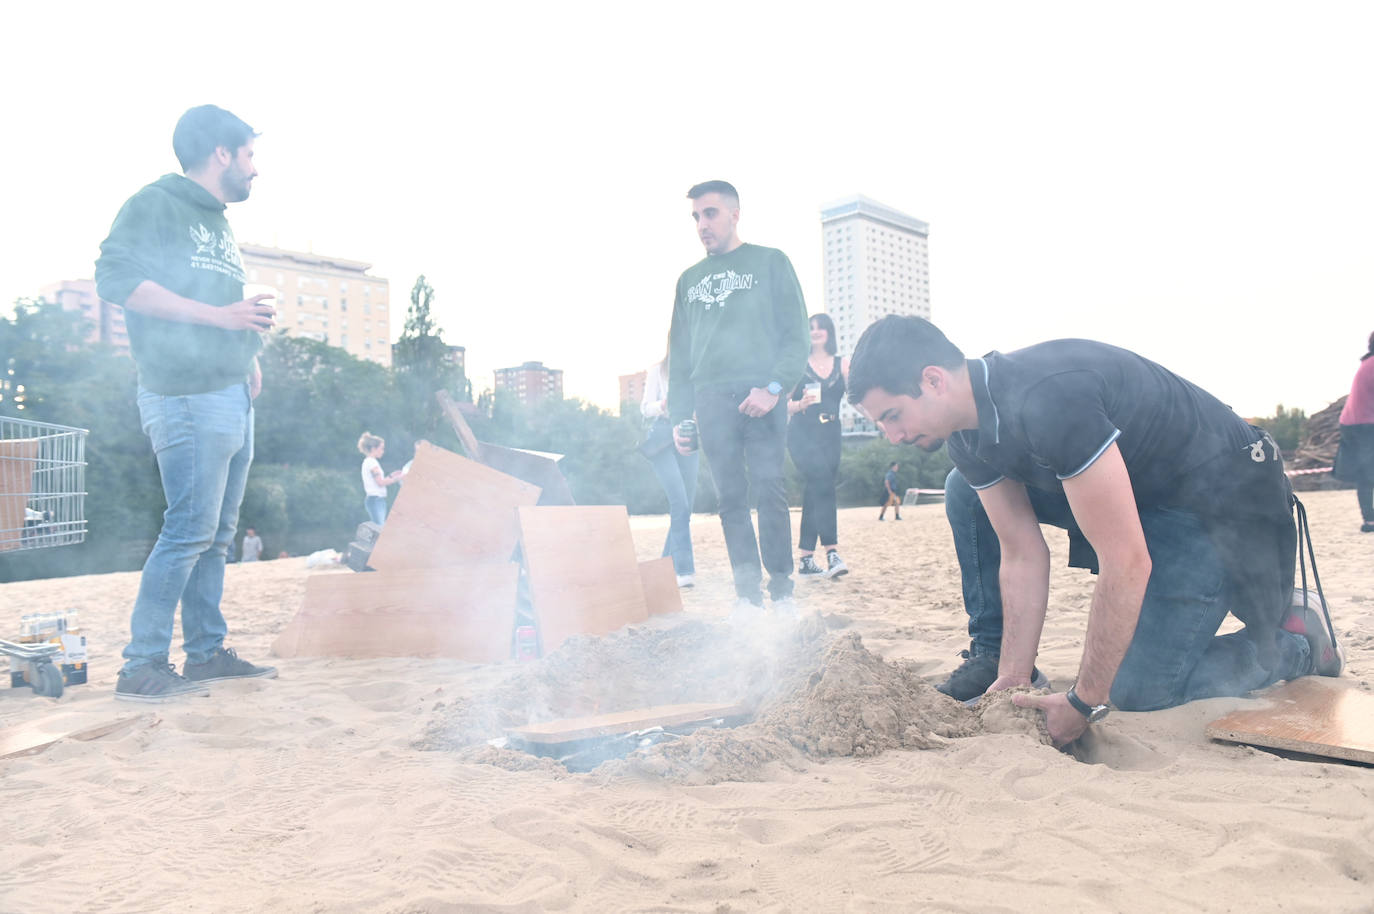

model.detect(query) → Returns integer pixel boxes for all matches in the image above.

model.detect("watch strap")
[1065,685,1094,718]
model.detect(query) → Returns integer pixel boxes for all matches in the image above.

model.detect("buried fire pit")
[417,614,1051,783]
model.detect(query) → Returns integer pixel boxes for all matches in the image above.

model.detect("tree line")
[3,278,962,582]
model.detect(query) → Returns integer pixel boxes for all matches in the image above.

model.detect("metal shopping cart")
[1,415,89,697]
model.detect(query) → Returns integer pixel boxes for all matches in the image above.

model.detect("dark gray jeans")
[695,384,793,602]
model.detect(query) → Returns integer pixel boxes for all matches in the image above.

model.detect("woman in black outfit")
[787,313,849,579]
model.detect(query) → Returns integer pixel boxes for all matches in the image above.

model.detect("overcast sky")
[4,1,1371,418]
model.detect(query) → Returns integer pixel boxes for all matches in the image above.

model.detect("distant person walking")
[358,432,400,526]
[240,527,263,562]
[642,355,698,587]
[879,462,902,520]
[1335,331,1374,532]
[787,314,848,579]
[95,104,278,702]
[668,180,810,612]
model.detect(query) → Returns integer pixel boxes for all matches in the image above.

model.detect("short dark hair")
[847,315,965,405]
[686,180,739,205]
[889,462,899,470]
[809,313,838,356]
[173,105,258,172]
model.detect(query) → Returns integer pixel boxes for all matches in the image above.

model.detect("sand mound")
[420,613,1052,784]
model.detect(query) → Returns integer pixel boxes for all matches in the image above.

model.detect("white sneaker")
[676,574,695,588]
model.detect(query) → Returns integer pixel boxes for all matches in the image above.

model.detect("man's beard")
[221,169,252,203]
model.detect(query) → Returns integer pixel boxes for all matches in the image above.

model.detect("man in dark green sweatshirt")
[668,181,809,611]
[96,105,279,703]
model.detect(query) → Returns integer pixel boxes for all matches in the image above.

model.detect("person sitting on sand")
[847,315,1344,747]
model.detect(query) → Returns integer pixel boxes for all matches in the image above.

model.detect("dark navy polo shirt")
[948,340,1257,508]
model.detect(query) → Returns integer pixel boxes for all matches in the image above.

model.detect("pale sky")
[4,1,1371,418]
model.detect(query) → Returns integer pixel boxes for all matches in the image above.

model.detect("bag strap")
[1292,494,1339,649]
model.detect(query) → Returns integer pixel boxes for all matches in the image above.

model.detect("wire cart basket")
[1,415,89,697]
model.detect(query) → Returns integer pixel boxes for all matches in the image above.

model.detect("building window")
[340,298,347,311]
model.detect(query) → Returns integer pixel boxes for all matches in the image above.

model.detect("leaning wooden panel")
[518,505,649,652]
[639,557,682,617]
[1206,677,1374,764]
[368,441,541,572]
[271,564,519,662]
[0,438,39,552]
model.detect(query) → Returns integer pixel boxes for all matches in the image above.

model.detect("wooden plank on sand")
[507,702,746,745]
[1206,677,1374,764]
[368,442,541,571]
[0,713,150,760]
[639,557,682,616]
[518,505,648,652]
[271,564,519,662]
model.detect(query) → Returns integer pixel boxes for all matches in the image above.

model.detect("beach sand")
[2,488,1371,912]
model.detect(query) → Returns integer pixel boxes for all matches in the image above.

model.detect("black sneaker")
[182,648,278,683]
[798,555,825,578]
[115,662,210,703]
[935,648,1049,703]
[824,550,849,579]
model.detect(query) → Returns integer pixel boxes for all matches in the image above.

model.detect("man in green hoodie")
[96,105,279,703]
[668,181,810,612]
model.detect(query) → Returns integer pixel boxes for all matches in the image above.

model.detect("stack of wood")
[1289,396,1347,491]
[271,395,681,663]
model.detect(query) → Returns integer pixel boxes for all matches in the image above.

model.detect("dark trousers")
[943,467,1308,711]
[788,424,840,551]
[695,385,793,602]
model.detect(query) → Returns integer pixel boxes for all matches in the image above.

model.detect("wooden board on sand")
[639,556,682,617]
[0,713,150,760]
[517,505,649,652]
[1206,677,1374,765]
[506,702,746,745]
[367,442,541,572]
[271,563,520,662]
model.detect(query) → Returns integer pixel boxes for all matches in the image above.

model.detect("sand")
[1,489,1371,912]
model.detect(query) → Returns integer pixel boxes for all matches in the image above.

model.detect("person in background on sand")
[96,104,278,702]
[642,353,698,588]
[668,180,810,614]
[848,315,1344,747]
[358,432,400,526]
[1334,331,1374,533]
[240,527,263,562]
[787,313,849,579]
[878,462,902,521]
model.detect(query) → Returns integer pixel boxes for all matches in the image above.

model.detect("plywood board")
[271,563,519,662]
[368,442,541,572]
[0,437,39,552]
[436,390,483,462]
[518,505,649,652]
[0,713,150,760]
[639,557,682,617]
[507,702,746,745]
[481,443,576,506]
[1206,677,1374,764]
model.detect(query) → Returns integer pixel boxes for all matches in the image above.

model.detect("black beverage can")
[677,419,699,452]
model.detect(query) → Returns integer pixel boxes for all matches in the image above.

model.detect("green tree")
[392,275,467,440]
[1252,404,1307,455]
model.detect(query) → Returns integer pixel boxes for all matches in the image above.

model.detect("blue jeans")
[124,383,254,672]
[365,495,388,526]
[647,445,698,575]
[944,467,1310,711]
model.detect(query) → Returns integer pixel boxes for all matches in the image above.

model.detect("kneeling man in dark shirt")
[848,315,1344,746]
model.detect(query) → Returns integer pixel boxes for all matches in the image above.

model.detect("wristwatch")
[1065,685,1111,723]
[766,381,783,396]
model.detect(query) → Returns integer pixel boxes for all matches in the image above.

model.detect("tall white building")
[819,195,931,431]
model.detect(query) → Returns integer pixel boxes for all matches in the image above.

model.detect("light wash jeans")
[124,383,254,672]
[647,444,698,575]
[944,467,1310,711]
[364,495,388,526]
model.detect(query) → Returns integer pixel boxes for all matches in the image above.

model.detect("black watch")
[1065,685,1111,723]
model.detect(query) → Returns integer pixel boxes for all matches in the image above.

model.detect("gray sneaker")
[824,550,849,579]
[182,648,278,683]
[115,663,210,703]
[798,555,825,578]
